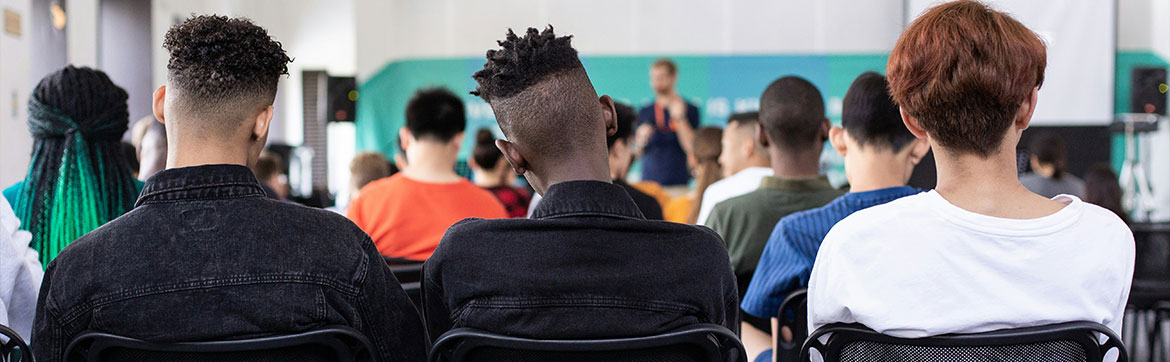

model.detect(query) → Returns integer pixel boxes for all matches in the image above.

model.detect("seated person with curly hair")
[31,15,426,362]
[423,26,738,341]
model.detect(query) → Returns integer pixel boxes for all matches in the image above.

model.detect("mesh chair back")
[64,326,377,362]
[429,324,746,362]
[0,324,33,362]
[801,322,1127,362]
[774,289,808,362]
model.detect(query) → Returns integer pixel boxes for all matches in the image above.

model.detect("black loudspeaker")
[326,76,357,122]
[1131,67,1168,115]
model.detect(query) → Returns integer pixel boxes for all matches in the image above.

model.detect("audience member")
[120,142,140,179]
[1084,163,1129,224]
[31,15,426,362]
[664,127,723,224]
[1021,133,1084,198]
[330,151,393,215]
[348,88,507,261]
[131,115,168,180]
[2,66,141,266]
[635,58,699,188]
[739,72,929,360]
[706,76,844,334]
[470,128,532,218]
[424,26,738,341]
[252,150,287,200]
[611,103,665,220]
[809,0,1134,338]
[698,112,772,225]
[0,195,42,341]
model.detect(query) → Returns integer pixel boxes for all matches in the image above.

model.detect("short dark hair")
[472,26,600,160]
[163,15,291,134]
[652,58,677,75]
[1030,133,1067,177]
[842,72,915,151]
[759,76,825,151]
[253,151,282,182]
[405,88,466,142]
[607,103,636,149]
[727,111,759,127]
[888,0,1046,157]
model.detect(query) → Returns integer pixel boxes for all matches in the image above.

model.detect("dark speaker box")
[1131,67,1168,115]
[326,76,357,122]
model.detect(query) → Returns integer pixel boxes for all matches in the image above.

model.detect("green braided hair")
[15,66,138,266]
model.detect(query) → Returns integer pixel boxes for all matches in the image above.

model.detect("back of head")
[759,76,826,152]
[253,152,282,182]
[17,65,138,265]
[472,26,603,177]
[406,88,466,143]
[688,127,724,224]
[727,111,759,129]
[1083,164,1127,223]
[842,72,915,151]
[350,152,391,191]
[1030,133,1068,178]
[887,0,1046,157]
[472,128,503,169]
[607,103,637,150]
[163,15,291,140]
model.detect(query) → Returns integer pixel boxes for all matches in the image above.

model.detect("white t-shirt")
[0,196,42,341]
[808,190,1134,338]
[698,167,773,226]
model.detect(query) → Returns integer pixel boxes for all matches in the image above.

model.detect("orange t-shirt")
[348,174,508,261]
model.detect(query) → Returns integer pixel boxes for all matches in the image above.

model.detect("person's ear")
[901,109,929,139]
[451,132,465,150]
[828,126,848,157]
[908,138,930,165]
[252,105,274,141]
[819,118,831,142]
[152,86,167,125]
[599,95,618,137]
[399,128,413,151]
[1015,87,1038,131]
[496,139,527,175]
[755,123,770,148]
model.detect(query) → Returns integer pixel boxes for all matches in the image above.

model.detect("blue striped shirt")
[741,186,921,318]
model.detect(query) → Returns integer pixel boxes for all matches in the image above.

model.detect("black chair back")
[801,322,1127,362]
[386,263,423,284]
[63,326,377,362]
[0,324,32,362]
[429,324,746,362]
[774,288,807,362]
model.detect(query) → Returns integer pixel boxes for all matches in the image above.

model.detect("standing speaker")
[326,76,357,122]
[1131,67,1168,115]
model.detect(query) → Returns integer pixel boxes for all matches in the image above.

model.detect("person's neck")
[166,140,251,169]
[768,147,822,179]
[934,145,1063,218]
[847,152,910,193]
[402,143,461,183]
[654,92,674,104]
[537,153,612,191]
[472,169,504,188]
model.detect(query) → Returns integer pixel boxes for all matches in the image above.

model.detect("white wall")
[67,0,99,67]
[354,0,905,81]
[1119,0,1170,59]
[0,0,33,187]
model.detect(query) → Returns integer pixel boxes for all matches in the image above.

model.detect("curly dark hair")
[163,15,291,125]
[471,26,583,102]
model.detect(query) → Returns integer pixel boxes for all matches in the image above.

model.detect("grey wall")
[100,0,152,124]
[30,0,67,84]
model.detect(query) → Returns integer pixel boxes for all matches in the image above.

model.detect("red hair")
[887,0,1046,157]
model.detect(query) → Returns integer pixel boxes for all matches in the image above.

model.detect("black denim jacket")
[31,165,426,362]
[423,180,739,341]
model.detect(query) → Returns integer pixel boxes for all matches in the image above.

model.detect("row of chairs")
[0,262,1131,362]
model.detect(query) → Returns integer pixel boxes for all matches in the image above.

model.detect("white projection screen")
[905,1,1116,125]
